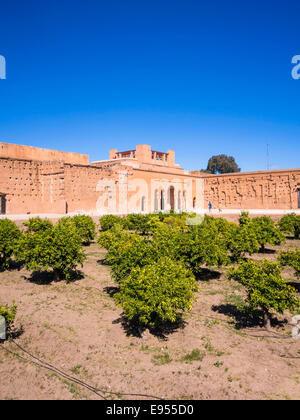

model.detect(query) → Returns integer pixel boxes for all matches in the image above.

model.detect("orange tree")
[115,257,197,327]
[0,219,22,269]
[229,260,300,330]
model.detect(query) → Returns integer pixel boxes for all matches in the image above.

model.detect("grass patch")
[151,352,172,365]
[180,349,205,363]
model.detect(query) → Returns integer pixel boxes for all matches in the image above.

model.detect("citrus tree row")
[98,212,300,329]
[0,212,299,335]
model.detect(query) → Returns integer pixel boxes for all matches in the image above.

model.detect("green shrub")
[279,213,300,239]
[163,215,189,232]
[123,214,152,234]
[23,217,53,233]
[0,303,17,338]
[238,211,251,226]
[213,218,237,248]
[186,223,230,275]
[104,233,156,283]
[15,222,86,282]
[98,224,134,250]
[72,215,96,244]
[151,224,189,262]
[228,224,260,260]
[99,215,124,231]
[228,260,300,329]
[251,216,285,251]
[0,219,22,269]
[278,249,300,277]
[115,257,197,327]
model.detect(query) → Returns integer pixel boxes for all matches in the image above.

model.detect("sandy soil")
[0,238,299,400]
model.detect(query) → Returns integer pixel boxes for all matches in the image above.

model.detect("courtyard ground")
[0,238,300,400]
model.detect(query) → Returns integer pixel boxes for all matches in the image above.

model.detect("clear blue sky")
[0,0,299,171]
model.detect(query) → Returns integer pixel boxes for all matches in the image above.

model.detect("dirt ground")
[0,236,300,400]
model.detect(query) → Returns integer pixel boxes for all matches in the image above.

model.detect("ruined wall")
[0,142,89,165]
[63,163,121,214]
[0,150,299,216]
[0,157,66,214]
[202,169,300,210]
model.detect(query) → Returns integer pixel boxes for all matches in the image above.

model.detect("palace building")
[0,142,299,216]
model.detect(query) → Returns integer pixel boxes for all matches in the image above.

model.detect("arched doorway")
[169,186,175,210]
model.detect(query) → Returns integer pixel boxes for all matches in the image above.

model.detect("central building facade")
[0,142,299,216]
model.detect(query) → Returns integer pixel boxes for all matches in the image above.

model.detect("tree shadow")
[97,258,107,266]
[8,260,24,271]
[286,235,298,240]
[287,281,300,292]
[212,304,287,330]
[0,260,23,273]
[112,314,187,340]
[22,269,84,285]
[0,324,24,342]
[258,248,276,254]
[196,268,222,282]
[11,324,25,339]
[103,286,120,297]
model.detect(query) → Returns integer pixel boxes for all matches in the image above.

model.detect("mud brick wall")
[0,157,66,214]
[0,142,89,165]
[203,169,300,210]
[63,164,117,213]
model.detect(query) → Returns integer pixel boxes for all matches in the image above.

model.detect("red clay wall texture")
[202,169,300,210]
[0,142,299,215]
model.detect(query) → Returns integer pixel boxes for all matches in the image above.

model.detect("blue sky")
[0,0,299,171]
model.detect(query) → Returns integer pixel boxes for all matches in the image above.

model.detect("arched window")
[193,197,196,209]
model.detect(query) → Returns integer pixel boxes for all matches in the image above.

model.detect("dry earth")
[0,236,300,400]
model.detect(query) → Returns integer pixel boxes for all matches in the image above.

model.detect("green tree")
[186,222,230,276]
[23,217,53,233]
[228,260,300,329]
[206,154,241,174]
[278,249,300,278]
[228,224,260,260]
[0,219,22,269]
[72,215,96,244]
[238,211,251,226]
[15,223,86,282]
[251,216,285,252]
[103,233,156,283]
[115,257,197,327]
[123,214,152,235]
[278,213,300,239]
[99,215,124,231]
